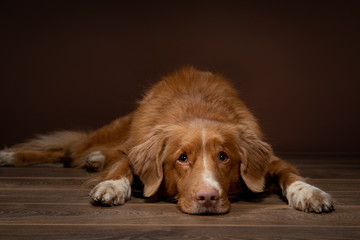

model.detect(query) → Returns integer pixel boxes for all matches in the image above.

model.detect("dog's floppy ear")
[237,126,272,193]
[129,127,168,197]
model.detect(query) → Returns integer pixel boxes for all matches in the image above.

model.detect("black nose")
[195,188,219,207]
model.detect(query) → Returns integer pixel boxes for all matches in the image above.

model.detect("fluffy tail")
[0,131,88,167]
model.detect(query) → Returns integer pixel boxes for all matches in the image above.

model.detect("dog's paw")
[90,179,131,206]
[0,151,14,166]
[286,181,334,213]
[85,151,105,172]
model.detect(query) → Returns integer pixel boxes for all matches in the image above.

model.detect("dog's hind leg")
[0,149,67,167]
[82,147,126,172]
[0,131,88,167]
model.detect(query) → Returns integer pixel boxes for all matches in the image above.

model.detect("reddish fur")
[1,67,321,214]
[267,156,305,193]
[12,150,65,166]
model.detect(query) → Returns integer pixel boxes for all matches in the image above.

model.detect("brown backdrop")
[0,1,359,153]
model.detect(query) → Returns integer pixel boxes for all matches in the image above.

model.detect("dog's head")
[129,119,272,214]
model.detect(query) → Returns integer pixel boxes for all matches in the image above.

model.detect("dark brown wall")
[1,1,359,153]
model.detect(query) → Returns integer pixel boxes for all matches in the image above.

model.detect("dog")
[0,67,334,214]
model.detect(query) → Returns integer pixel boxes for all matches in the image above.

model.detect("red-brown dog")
[0,67,334,214]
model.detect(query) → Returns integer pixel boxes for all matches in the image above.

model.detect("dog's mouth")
[189,207,230,215]
[176,197,231,215]
[179,205,230,215]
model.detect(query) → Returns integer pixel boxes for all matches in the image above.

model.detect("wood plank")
[0,178,89,190]
[0,225,359,240]
[0,167,89,178]
[232,191,360,206]
[0,189,91,204]
[279,154,360,163]
[295,165,360,179]
[0,189,168,204]
[330,192,360,205]
[0,204,358,226]
[306,179,360,191]
[284,155,360,179]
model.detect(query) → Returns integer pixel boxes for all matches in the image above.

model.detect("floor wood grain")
[0,155,359,239]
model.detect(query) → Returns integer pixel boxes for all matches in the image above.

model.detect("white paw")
[0,151,14,166]
[286,181,334,213]
[90,179,131,205]
[85,151,105,171]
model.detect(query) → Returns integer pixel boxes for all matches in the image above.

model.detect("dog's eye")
[177,154,188,163]
[218,152,229,162]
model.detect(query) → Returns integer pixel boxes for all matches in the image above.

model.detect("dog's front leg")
[89,156,133,206]
[268,156,334,213]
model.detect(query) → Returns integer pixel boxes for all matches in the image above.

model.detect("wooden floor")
[0,155,359,239]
